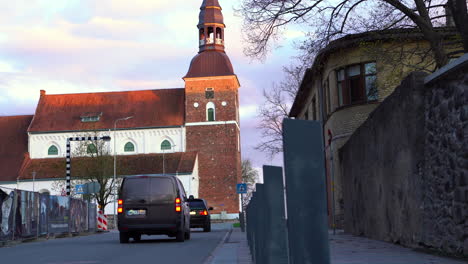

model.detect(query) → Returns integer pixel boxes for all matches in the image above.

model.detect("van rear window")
[123,177,174,198]
[151,178,174,195]
[124,178,149,197]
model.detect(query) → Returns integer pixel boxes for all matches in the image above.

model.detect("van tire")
[133,234,141,242]
[119,232,129,243]
[203,223,211,232]
[176,228,185,242]
[184,228,191,240]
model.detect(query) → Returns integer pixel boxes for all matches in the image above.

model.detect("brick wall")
[184,76,241,214]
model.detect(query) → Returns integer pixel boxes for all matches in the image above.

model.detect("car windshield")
[188,200,205,209]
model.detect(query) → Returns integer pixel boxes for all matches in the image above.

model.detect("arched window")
[48,145,58,156]
[216,28,222,39]
[161,140,172,150]
[124,142,135,152]
[206,102,215,121]
[87,144,97,154]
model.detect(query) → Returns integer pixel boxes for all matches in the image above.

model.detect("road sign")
[75,184,85,194]
[85,182,101,194]
[237,183,247,194]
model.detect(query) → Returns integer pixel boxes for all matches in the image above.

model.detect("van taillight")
[118,199,123,214]
[200,210,208,216]
[175,197,181,212]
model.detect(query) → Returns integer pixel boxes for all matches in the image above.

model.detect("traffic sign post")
[237,183,247,194]
[75,184,85,194]
[237,183,248,232]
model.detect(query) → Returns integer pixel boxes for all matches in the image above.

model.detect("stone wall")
[340,54,468,257]
[423,56,468,255]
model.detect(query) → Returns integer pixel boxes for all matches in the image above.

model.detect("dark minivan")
[117,175,191,243]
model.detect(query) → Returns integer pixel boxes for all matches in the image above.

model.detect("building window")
[80,112,102,123]
[336,62,377,107]
[124,142,135,152]
[161,140,172,150]
[206,102,215,121]
[87,144,97,154]
[48,145,58,156]
[205,88,214,99]
[323,79,331,115]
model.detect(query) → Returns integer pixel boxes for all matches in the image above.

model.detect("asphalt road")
[0,226,230,264]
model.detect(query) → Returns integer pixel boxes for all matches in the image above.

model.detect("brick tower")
[183,0,241,215]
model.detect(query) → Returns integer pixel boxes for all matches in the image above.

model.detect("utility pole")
[113,116,133,229]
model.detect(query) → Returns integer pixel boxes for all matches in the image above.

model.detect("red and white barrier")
[97,210,108,231]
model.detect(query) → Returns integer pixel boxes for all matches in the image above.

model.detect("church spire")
[198,0,225,52]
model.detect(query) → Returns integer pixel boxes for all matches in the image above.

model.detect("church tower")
[184,0,241,216]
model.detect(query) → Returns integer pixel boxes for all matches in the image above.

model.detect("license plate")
[190,211,196,215]
[126,209,146,216]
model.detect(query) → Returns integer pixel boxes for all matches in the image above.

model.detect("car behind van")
[117,175,191,243]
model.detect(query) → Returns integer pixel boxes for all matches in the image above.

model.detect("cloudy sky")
[0,0,304,171]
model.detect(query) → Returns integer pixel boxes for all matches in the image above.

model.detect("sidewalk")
[209,227,467,264]
[329,230,467,264]
[208,227,253,264]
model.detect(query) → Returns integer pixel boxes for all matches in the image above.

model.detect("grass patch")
[233,222,241,228]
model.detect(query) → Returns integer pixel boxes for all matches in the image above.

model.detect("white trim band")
[185,121,240,130]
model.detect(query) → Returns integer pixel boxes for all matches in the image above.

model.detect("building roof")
[13,152,198,181]
[184,50,235,78]
[0,115,34,182]
[289,27,461,117]
[199,0,224,26]
[28,89,185,133]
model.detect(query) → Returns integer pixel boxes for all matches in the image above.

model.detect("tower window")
[124,142,135,152]
[207,27,214,44]
[206,102,216,121]
[199,28,205,40]
[87,144,97,154]
[216,28,222,39]
[161,140,172,150]
[205,88,214,99]
[48,145,58,156]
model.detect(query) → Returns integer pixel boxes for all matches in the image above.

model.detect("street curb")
[0,231,101,248]
[203,228,233,264]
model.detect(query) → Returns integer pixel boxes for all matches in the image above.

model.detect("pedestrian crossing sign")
[75,184,85,194]
[236,183,247,194]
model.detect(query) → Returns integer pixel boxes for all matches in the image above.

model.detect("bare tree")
[241,159,259,206]
[238,0,467,68]
[447,0,468,50]
[52,131,124,211]
[240,0,466,157]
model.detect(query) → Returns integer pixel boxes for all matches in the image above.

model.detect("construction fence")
[0,186,97,242]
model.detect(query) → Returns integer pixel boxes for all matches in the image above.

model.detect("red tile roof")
[0,115,34,182]
[28,89,185,133]
[184,51,235,78]
[14,152,198,181]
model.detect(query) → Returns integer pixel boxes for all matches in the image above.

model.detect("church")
[0,0,241,219]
